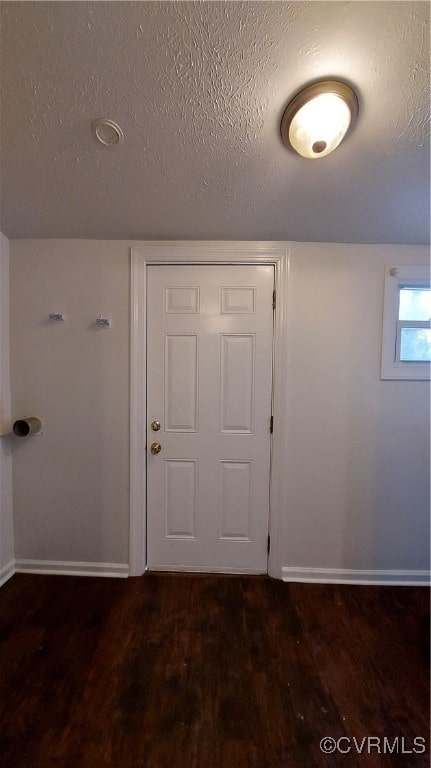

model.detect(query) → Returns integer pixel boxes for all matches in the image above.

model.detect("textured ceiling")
[0,1,429,243]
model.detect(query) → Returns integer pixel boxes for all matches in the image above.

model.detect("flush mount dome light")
[280,80,359,159]
[92,118,124,146]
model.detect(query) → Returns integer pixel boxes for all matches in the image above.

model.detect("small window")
[381,266,431,380]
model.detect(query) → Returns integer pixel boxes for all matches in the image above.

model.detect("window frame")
[381,265,431,380]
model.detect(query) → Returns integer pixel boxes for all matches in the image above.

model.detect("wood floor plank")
[0,574,428,768]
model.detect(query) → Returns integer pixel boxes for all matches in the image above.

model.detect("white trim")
[15,559,129,578]
[282,567,430,586]
[0,559,15,587]
[131,240,288,263]
[129,249,147,576]
[148,565,266,575]
[130,241,290,579]
[267,252,289,578]
[381,265,431,380]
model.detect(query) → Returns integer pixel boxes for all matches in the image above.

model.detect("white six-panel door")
[146,265,274,573]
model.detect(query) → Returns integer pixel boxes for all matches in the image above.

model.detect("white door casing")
[146,265,273,573]
[130,242,289,579]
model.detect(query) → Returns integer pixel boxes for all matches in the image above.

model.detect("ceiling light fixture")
[280,80,359,159]
[92,118,124,146]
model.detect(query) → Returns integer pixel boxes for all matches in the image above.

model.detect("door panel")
[164,460,197,539]
[146,265,273,573]
[164,334,198,431]
[220,334,255,433]
[218,461,252,540]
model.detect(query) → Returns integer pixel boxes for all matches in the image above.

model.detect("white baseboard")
[282,567,430,586]
[14,559,129,579]
[0,559,15,587]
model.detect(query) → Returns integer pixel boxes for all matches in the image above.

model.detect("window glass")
[398,288,431,321]
[399,327,431,362]
[381,266,430,379]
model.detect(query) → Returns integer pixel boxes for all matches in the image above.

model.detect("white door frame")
[130,242,289,579]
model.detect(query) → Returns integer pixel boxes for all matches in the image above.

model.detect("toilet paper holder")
[12,416,43,437]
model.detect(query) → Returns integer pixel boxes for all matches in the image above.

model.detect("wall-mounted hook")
[96,316,110,328]
[49,312,64,322]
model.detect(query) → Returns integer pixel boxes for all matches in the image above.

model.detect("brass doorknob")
[150,442,162,455]
[151,420,161,431]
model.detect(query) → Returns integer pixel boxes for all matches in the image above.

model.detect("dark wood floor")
[0,573,429,768]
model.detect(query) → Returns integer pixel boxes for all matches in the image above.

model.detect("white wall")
[0,232,14,585]
[9,239,430,579]
[10,240,130,569]
[283,243,430,578]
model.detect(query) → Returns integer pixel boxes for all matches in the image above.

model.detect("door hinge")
[267,535,271,554]
[270,415,274,433]
[272,290,276,310]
